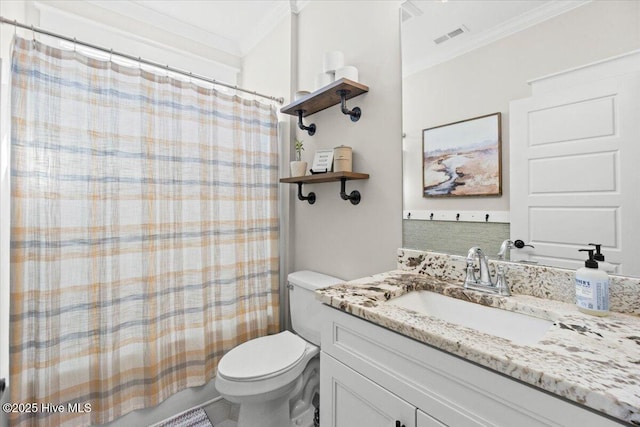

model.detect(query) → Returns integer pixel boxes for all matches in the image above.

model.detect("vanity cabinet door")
[320,352,416,427]
[417,410,446,427]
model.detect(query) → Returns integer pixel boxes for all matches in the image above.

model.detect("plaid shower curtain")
[9,36,279,426]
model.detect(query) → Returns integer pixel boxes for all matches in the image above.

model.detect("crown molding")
[32,1,241,74]
[239,0,313,55]
[86,0,242,57]
[239,0,291,56]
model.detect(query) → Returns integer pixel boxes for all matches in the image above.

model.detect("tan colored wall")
[292,1,403,280]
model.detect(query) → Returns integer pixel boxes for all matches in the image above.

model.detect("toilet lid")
[217,331,307,381]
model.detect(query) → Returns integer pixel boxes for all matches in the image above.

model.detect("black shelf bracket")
[337,89,362,122]
[297,182,316,204]
[340,178,361,205]
[296,110,316,136]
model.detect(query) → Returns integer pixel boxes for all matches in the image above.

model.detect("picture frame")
[422,112,502,197]
[310,149,334,173]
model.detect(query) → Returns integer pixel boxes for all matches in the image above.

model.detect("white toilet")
[215,271,344,427]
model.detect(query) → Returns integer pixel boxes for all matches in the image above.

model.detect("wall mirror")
[400,0,640,277]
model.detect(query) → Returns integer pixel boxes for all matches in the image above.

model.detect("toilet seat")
[217,331,308,381]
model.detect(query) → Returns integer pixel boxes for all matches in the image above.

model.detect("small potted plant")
[290,138,307,177]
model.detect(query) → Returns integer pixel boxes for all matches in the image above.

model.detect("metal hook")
[109,48,113,62]
[14,19,17,36]
[138,57,142,70]
[31,25,35,47]
[73,37,77,52]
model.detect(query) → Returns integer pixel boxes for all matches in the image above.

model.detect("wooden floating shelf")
[279,171,369,184]
[280,172,370,205]
[281,79,369,117]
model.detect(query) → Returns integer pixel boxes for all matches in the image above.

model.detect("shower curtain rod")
[0,16,285,105]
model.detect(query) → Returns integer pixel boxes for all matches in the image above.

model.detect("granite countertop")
[316,270,640,425]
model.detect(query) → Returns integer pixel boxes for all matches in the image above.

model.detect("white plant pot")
[290,161,307,177]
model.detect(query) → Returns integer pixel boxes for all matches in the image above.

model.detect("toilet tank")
[288,271,344,346]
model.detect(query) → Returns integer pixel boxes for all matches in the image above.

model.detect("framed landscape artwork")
[422,113,502,197]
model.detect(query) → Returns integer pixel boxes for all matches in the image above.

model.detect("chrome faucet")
[497,239,535,261]
[464,247,510,296]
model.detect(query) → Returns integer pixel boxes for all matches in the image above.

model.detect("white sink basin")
[385,291,553,345]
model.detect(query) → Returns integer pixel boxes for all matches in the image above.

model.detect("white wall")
[292,1,403,280]
[241,14,293,329]
[402,0,640,215]
[241,15,291,107]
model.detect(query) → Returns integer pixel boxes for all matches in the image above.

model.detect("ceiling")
[85,0,303,57]
[401,0,590,75]
[81,0,589,72]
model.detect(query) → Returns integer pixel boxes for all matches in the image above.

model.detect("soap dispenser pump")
[575,248,609,316]
[588,243,615,273]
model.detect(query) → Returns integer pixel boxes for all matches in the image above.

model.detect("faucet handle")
[494,264,511,296]
[513,239,534,249]
[465,264,477,280]
[464,260,478,286]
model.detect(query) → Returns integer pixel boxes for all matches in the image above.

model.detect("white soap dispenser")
[575,248,609,316]
[589,243,615,273]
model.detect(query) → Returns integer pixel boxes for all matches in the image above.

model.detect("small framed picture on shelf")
[310,149,334,174]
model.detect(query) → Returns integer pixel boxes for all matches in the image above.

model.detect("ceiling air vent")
[401,0,424,22]
[433,25,469,45]
[434,35,449,45]
[448,28,465,38]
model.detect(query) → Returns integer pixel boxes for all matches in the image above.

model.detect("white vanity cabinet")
[321,353,446,427]
[321,354,417,427]
[319,305,623,427]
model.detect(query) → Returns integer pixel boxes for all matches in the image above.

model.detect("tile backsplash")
[397,248,640,316]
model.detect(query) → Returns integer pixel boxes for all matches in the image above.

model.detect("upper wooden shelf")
[281,78,369,117]
[280,171,369,184]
